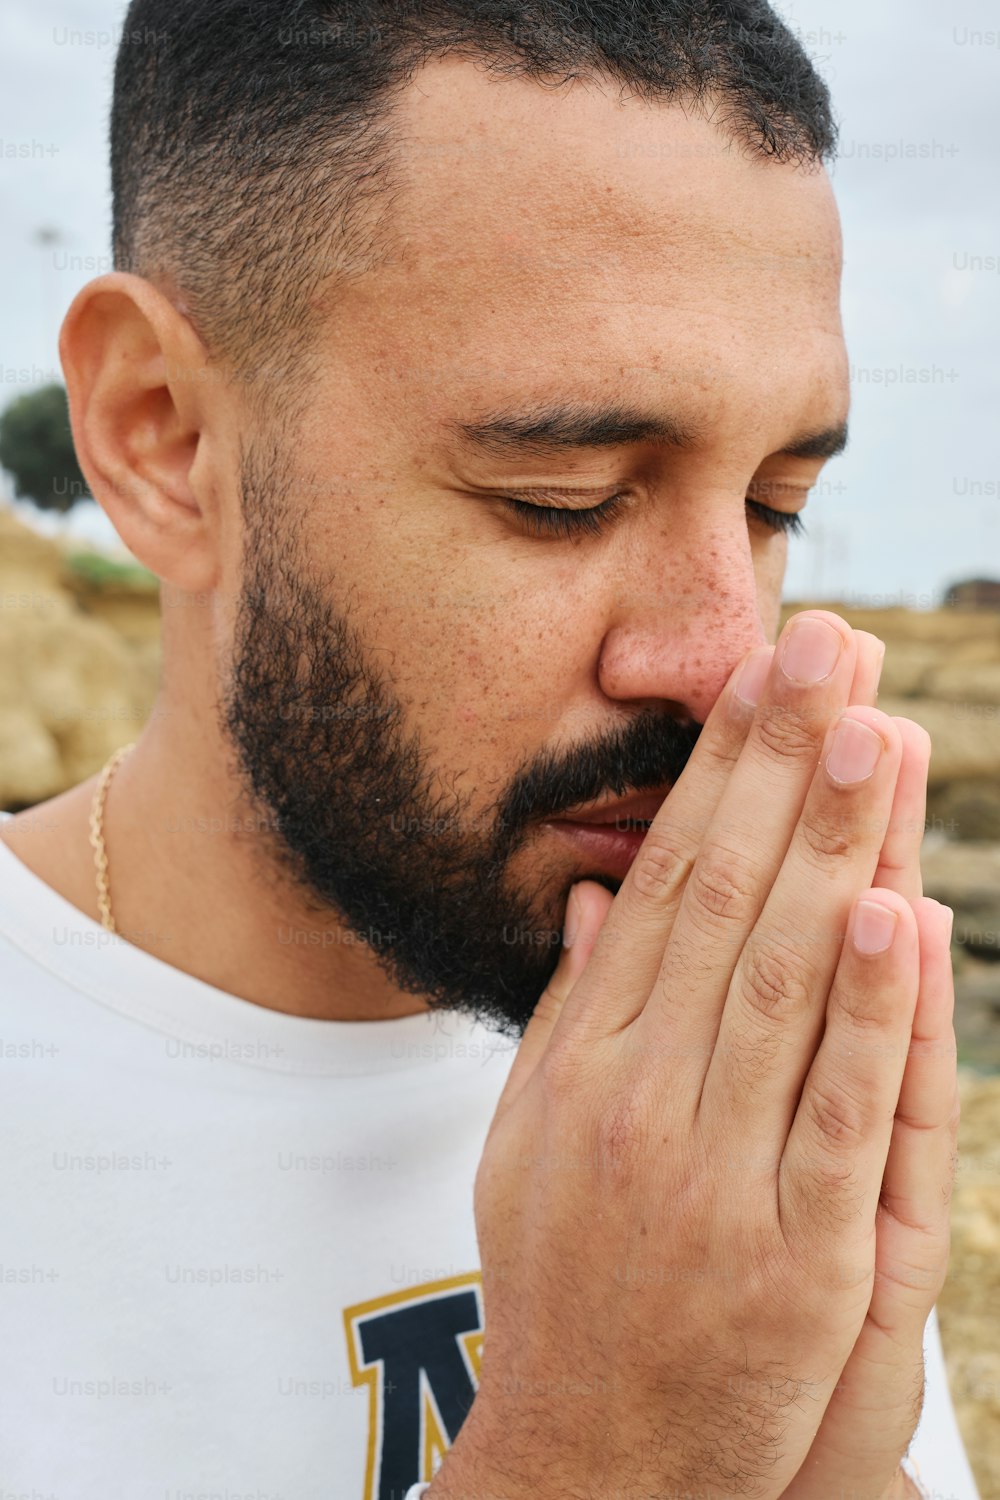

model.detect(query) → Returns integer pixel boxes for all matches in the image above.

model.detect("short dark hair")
[110,1,837,425]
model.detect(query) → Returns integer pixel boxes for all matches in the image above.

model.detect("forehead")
[318,55,846,448]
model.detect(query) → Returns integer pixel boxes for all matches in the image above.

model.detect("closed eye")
[745,499,807,538]
[499,493,629,538]
[498,493,806,539]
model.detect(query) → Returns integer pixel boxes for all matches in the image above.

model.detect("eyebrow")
[446,400,848,464]
[446,401,702,460]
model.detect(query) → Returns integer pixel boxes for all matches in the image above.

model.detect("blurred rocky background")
[0,502,160,803]
[1,491,998,1493]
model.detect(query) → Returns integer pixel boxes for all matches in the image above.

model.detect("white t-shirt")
[0,816,981,1500]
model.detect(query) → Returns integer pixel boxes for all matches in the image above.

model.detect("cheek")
[291,450,610,791]
[356,552,607,802]
[390,590,599,775]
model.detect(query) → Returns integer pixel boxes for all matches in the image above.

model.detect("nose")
[596,510,770,725]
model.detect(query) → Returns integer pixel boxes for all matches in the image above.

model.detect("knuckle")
[833,976,894,1037]
[530,980,568,1034]
[803,1075,871,1155]
[754,703,823,763]
[724,1021,786,1100]
[796,808,856,867]
[736,936,814,1025]
[685,843,759,927]
[810,1157,868,1222]
[702,730,740,769]
[697,732,743,784]
[630,826,692,904]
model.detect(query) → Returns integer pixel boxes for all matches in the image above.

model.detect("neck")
[0,690,430,1023]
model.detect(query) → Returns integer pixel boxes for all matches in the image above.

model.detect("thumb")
[496,880,615,1117]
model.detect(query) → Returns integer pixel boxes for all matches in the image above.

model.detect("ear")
[58,272,225,594]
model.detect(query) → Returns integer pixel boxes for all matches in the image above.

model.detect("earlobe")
[58,271,223,595]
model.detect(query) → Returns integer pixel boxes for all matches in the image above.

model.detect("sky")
[1,0,998,605]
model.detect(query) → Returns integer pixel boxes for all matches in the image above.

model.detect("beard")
[218,433,702,1038]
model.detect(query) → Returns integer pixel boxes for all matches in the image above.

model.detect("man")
[0,2,981,1497]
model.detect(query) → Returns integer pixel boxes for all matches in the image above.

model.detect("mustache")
[493,708,703,844]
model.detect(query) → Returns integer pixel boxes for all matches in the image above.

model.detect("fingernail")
[856,631,886,695]
[826,715,884,785]
[780,616,843,685]
[853,899,898,955]
[730,647,774,713]
[563,886,580,949]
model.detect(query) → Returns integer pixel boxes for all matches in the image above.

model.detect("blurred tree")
[0,383,89,512]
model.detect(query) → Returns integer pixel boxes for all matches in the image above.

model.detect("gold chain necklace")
[87,741,136,933]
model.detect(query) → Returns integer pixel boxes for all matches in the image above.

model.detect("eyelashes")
[499,493,629,538]
[746,499,807,539]
[498,493,807,540]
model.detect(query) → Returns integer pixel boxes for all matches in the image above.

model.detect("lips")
[549,785,672,827]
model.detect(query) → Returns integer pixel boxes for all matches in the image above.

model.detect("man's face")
[218,58,849,1036]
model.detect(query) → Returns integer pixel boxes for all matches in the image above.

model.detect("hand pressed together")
[430,611,957,1500]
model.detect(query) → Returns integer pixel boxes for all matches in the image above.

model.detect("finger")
[699,706,902,1141]
[779,888,921,1279]
[496,880,614,1118]
[779,1333,926,1500]
[781,900,957,1500]
[871,719,931,902]
[574,612,856,1044]
[870,897,958,1326]
[675,705,901,1127]
[850,630,886,708]
[563,618,881,1056]
[550,639,774,1037]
